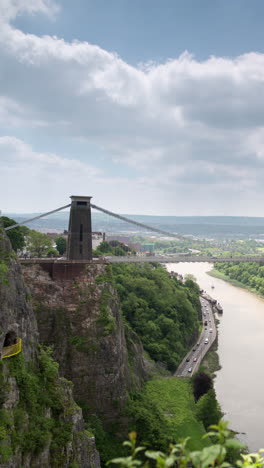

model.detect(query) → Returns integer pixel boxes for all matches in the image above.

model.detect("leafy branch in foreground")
[108,421,264,468]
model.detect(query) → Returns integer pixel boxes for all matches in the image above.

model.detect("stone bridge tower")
[67,196,92,260]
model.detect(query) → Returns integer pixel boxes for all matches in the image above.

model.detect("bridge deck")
[19,255,264,264]
[107,255,264,263]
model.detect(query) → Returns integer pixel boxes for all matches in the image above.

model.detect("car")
[205,327,207,330]
[188,367,193,373]
[197,342,200,346]
[209,328,213,333]
[186,358,190,362]
[204,338,209,344]
[193,357,197,362]
[192,348,196,352]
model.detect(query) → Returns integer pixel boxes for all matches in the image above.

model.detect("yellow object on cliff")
[1,338,22,359]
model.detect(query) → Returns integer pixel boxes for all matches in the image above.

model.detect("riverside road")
[174,297,217,377]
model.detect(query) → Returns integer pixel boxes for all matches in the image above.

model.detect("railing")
[1,338,22,359]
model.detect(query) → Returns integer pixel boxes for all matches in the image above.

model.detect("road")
[174,296,217,377]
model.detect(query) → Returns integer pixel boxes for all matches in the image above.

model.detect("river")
[167,262,264,452]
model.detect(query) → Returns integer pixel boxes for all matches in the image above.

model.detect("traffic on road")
[174,297,217,377]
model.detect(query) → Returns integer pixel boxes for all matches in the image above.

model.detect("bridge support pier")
[67,196,93,260]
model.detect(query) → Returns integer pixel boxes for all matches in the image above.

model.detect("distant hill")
[3,211,264,239]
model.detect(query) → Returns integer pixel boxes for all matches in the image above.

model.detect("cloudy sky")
[2,0,264,216]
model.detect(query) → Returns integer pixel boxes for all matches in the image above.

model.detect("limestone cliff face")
[0,231,100,468]
[21,263,147,424]
[0,232,38,361]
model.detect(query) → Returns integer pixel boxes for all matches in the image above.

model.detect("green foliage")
[55,236,67,255]
[112,263,200,371]
[108,422,255,468]
[1,347,74,463]
[214,262,264,296]
[192,372,212,402]
[96,309,116,334]
[0,216,27,251]
[68,335,99,353]
[96,284,116,335]
[0,261,9,285]
[94,241,135,257]
[95,265,114,284]
[38,346,59,380]
[126,391,169,451]
[127,378,209,452]
[196,389,222,430]
[25,230,53,257]
[85,413,126,465]
[47,247,59,257]
[0,409,13,461]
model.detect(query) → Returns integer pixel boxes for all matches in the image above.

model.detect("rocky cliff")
[0,230,100,467]
[21,263,147,425]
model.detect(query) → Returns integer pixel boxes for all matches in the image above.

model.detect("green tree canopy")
[112,263,200,371]
[0,216,28,251]
[55,236,67,255]
[94,241,135,257]
[25,230,53,257]
[196,389,222,429]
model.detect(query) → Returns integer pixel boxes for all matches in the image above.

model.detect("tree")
[55,236,67,255]
[196,389,222,429]
[192,372,212,401]
[97,241,113,253]
[0,216,28,251]
[47,247,59,257]
[112,263,200,371]
[25,230,53,257]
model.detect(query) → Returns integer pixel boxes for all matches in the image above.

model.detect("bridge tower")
[67,196,93,260]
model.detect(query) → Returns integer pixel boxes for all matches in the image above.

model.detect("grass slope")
[144,378,209,450]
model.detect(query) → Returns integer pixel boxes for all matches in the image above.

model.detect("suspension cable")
[4,200,184,240]
[4,204,71,231]
[91,203,183,239]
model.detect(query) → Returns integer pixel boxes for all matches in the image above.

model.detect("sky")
[2,0,264,216]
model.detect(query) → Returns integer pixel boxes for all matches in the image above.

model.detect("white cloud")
[0,135,101,175]
[1,5,264,214]
[0,0,59,21]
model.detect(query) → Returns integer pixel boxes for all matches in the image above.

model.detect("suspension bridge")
[4,195,264,271]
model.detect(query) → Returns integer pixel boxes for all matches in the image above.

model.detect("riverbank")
[208,268,264,299]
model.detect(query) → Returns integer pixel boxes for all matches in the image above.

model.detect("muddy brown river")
[167,262,264,451]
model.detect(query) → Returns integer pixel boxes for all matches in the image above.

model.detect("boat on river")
[215,302,223,314]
